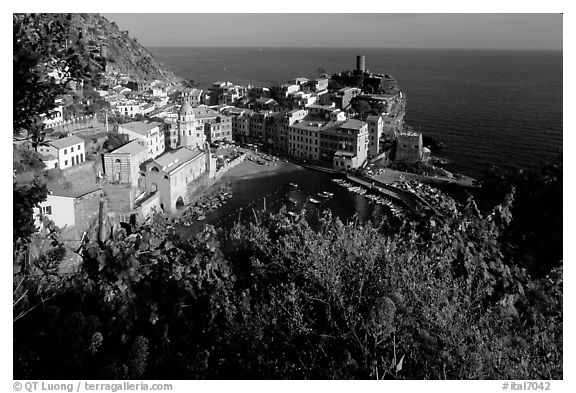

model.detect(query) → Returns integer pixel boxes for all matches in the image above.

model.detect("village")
[14,51,477,269]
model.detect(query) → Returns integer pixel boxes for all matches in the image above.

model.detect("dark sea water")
[150,47,563,178]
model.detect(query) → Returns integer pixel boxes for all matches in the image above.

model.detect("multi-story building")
[204,115,233,143]
[230,109,253,143]
[142,146,212,213]
[209,82,247,106]
[37,135,86,170]
[288,118,323,161]
[115,100,141,117]
[164,119,179,149]
[102,139,148,187]
[366,115,383,158]
[117,121,165,159]
[281,109,308,153]
[319,119,369,169]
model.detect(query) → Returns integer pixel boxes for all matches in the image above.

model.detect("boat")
[197,215,206,221]
[288,211,297,217]
[289,182,299,188]
[308,198,321,204]
[317,192,329,198]
[323,191,334,196]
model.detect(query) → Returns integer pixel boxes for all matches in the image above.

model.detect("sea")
[150,47,563,178]
[148,47,563,231]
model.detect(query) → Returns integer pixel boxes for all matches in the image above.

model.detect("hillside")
[69,13,181,84]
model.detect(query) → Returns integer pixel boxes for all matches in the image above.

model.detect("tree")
[13,14,98,148]
[13,189,562,379]
[103,132,129,152]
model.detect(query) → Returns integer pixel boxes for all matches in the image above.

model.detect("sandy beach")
[222,158,300,179]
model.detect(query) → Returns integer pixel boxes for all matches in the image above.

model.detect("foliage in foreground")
[13,188,562,379]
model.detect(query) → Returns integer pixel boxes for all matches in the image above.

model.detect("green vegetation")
[13,186,562,379]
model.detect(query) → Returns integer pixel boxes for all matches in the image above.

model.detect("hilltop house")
[37,135,86,170]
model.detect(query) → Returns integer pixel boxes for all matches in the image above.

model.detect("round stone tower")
[177,98,197,148]
[357,55,366,72]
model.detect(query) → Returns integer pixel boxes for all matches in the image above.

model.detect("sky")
[102,13,562,50]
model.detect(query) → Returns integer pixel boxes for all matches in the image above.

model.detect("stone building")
[396,131,423,163]
[141,145,214,213]
[102,139,148,187]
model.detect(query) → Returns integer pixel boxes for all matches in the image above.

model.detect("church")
[139,97,216,213]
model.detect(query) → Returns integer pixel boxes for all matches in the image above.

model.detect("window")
[42,206,52,215]
[64,149,67,154]
[78,145,81,150]
[64,160,68,166]
[71,146,74,152]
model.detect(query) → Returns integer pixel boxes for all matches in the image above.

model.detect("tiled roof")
[152,147,204,174]
[118,121,162,136]
[110,139,147,155]
[48,135,85,149]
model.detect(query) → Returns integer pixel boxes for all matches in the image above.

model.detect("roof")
[179,100,194,116]
[366,115,380,121]
[334,151,356,158]
[291,119,327,132]
[110,139,147,155]
[118,121,162,136]
[341,119,367,130]
[152,147,204,174]
[193,107,218,119]
[48,135,85,149]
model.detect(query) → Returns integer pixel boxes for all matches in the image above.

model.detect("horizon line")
[146,46,562,51]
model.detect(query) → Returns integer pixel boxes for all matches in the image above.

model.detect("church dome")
[179,99,194,117]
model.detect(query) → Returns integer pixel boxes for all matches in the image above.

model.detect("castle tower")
[356,55,366,73]
[177,97,199,148]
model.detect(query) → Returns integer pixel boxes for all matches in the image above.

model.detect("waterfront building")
[250,111,272,144]
[288,118,323,161]
[102,139,148,187]
[264,112,285,152]
[204,115,233,143]
[230,109,254,143]
[118,121,165,159]
[366,114,383,158]
[319,119,369,169]
[142,146,211,212]
[396,131,423,163]
[37,135,86,170]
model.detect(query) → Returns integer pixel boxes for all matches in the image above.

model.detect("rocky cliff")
[74,14,180,84]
